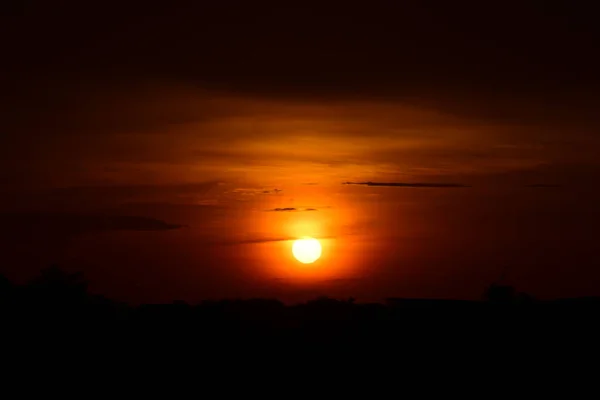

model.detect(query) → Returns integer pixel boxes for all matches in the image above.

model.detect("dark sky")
[1,1,600,303]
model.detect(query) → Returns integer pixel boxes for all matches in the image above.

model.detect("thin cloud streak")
[215,235,337,246]
[525,184,563,188]
[266,207,319,212]
[343,181,470,188]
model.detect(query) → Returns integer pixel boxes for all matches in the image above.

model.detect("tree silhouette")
[0,273,14,304]
[484,283,517,303]
[27,264,89,307]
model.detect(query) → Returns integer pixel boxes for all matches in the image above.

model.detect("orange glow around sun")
[247,184,372,283]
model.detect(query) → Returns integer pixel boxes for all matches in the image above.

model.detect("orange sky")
[2,2,600,303]
[2,83,600,303]
[5,84,594,190]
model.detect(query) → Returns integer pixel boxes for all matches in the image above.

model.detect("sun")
[292,237,322,264]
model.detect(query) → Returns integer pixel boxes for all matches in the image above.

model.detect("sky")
[1,1,600,303]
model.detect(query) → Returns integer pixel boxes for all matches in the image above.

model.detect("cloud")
[3,182,221,212]
[525,184,562,188]
[343,181,469,188]
[211,236,297,246]
[7,3,596,127]
[475,162,600,188]
[217,234,336,246]
[0,213,184,237]
[48,182,221,199]
[232,188,282,196]
[326,278,362,283]
[266,207,319,212]
[3,5,599,196]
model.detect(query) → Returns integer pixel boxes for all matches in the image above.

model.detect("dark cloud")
[267,207,319,212]
[114,202,223,211]
[326,278,361,283]
[475,162,600,188]
[343,181,469,188]
[0,182,221,213]
[217,234,336,246]
[4,2,599,129]
[232,188,282,197]
[217,236,296,246]
[525,184,563,188]
[0,213,184,238]
[46,182,220,199]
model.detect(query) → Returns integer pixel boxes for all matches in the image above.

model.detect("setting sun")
[292,237,322,264]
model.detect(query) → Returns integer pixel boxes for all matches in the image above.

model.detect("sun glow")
[292,237,322,264]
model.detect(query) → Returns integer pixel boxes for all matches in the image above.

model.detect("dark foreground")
[2,267,599,366]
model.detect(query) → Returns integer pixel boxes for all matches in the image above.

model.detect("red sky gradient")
[2,2,600,303]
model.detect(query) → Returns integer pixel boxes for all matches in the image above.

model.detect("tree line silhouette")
[1,265,599,353]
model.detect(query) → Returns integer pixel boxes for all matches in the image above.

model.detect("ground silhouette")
[1,265,599,360]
